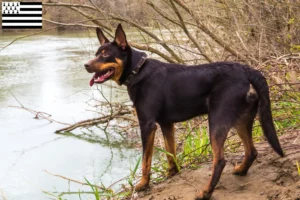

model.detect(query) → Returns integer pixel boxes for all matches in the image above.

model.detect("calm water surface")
[0,31,138,200]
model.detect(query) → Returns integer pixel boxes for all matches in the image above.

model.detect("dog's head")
[84,24,130,86]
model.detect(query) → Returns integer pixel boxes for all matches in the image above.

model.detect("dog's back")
[131,59,253,123]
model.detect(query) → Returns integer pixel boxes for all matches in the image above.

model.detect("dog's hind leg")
[196,118,229,200]
[160,123,179,177]
[233,109,258,176]
[135,121,157,191]
[196,83,250,199]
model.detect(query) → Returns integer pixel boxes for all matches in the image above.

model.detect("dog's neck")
[119,48,147,85]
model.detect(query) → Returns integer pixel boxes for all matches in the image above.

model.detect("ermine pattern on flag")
[2,2,42,29]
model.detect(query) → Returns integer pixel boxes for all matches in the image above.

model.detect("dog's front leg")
[135,121,157,191]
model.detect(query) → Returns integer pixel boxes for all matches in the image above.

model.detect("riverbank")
[137,132,300,200]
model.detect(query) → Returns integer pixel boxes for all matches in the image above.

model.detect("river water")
[0,31,138,200]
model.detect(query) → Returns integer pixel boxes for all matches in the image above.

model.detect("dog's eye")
[102,52,109,57]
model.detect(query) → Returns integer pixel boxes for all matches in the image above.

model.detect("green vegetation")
[155,147,180,172]
[44,158,142,200]
[127,156,142,189]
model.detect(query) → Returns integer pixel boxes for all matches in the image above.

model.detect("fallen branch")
[10,105,70,126]
[55,109,131,133]
[43,170,106,190]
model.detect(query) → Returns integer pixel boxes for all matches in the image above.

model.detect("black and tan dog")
[84,24,284,200]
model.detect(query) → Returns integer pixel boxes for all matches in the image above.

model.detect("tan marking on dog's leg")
[161,123,179,177]
[233,122,257,176]
[196,135,226,200]
[132,106,137,116]
[135,125,157,191]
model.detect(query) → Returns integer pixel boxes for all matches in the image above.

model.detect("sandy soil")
[137,132,300,200]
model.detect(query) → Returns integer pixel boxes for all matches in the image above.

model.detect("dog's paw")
[135,180,150,191]
[167,166,179,177]
[195,190,211,200]
[232,165,248,176]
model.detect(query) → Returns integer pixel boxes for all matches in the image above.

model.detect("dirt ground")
[137,132,300,200]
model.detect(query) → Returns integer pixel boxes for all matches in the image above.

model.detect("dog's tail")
[246,67,284,157]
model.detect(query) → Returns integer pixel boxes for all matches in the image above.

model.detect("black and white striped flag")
[2,2,42,29]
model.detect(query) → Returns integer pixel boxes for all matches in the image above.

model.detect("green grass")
[44,158,141,200]
[127,156,142,189]
[151,120,212,177]
[155,147,180,172]
[272,101,300,132]
[84,178,101,200]
[178,121,212,165]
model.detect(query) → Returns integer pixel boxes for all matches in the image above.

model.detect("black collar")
[123,53,147,86]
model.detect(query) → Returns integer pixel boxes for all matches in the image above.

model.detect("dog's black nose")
[84,63,90,68]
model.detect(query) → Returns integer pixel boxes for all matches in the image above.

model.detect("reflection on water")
[0,31,138,200]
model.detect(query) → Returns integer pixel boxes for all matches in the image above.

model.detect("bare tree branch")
[130,42,177,63]
[43,2,96,10]
[173,0,248,62]
[0,26,59,51]
[10,106,70,126]
[44,19,98,28]
[89,0,113,30]
[44,1,184,63]
[147,1,181,27]
[169,0,213,62]
[68,6,112,33]
[0,18,109,51]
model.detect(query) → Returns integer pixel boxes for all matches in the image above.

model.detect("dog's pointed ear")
[96,27,109,45]
[114,24,127,49]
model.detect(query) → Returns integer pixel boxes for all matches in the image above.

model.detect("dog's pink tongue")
[90,77,95,86]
